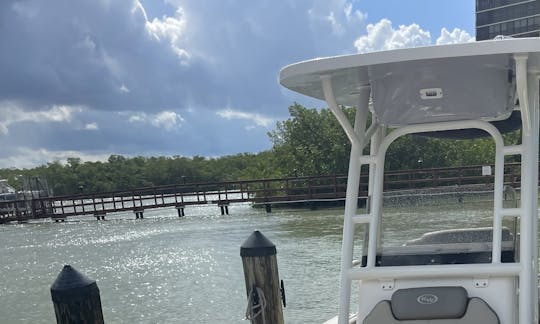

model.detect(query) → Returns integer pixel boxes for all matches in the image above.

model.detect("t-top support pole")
[321,74,371,324]
[515,53,540,324]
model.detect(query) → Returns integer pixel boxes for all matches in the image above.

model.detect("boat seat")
[363,287,499,324]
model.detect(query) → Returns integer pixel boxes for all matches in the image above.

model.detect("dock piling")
[241,231,284,324]
[50,265,104,324]
[176,205,185,217]
[134,208,144,219]
[219,204,230,215]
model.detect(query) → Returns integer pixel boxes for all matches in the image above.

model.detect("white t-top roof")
[280,38,540,126]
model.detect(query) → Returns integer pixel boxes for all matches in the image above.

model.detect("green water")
[0,200,504,323]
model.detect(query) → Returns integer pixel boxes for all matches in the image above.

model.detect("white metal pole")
[492,127,505,264]
[364,125,382,259]
[515,54,536,324]
[321,75,370,324]
[368,126,382,198]
[321,76,363,148]
[523,69,540,324]
[366,125,386,268]
[528,72,539,324]
[367,120,504,268]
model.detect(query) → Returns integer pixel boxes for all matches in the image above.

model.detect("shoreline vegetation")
[0,104,519,196]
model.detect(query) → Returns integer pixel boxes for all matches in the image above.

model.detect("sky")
[0,0,476,168]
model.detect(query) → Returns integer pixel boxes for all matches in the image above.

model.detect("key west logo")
[417,294,438,304]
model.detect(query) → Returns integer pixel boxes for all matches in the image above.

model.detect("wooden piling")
[265,204,272,213]
[176,206,185,217]
[94,212,105,221]
[50,265,104,324]
[133,208,144,219]
[219,204,230,215]
[241,231,284,324]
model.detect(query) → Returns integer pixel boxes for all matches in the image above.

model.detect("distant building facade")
[476,0,540,40]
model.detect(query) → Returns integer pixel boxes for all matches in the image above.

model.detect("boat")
[0,178,53,223]
[279,38,540,323]
[0,179,17,201]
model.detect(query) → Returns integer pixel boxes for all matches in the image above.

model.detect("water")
[0,203,347,323]
[0,200,505,323]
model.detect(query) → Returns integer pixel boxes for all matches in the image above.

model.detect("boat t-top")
[280,38,540,323]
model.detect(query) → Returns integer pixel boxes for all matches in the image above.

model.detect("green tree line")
[0,103,518,195]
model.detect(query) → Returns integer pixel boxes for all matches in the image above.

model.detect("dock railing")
[0,162,528,223]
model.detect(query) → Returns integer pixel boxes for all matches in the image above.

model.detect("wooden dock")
[0,162,525,223]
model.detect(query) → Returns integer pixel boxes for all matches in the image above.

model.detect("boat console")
[362,227,516,267]
[280,38,540,324]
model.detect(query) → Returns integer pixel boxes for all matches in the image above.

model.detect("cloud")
[126,110,184,131]
[0,147,110,169]
[0,0,369,119]
[145,7,190,64]
[84,122,99,131]
[354,19,474,53]
[354,19,431,53]
[0,0,210,113]
[119,84,130,93]
[0,103,81,134]
[151,111,184,130]
[0,0,476,168]
[436,27,474,45]
[308,0,367,36]
[216,109,275,128]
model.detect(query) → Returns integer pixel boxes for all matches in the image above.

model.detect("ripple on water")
[0,201,501,323]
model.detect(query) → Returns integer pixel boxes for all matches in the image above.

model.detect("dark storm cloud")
[0,0,370,167]
[0,0,366,113]
[0,0,220,111]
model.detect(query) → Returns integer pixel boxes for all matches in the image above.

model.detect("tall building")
[476,0,540,40]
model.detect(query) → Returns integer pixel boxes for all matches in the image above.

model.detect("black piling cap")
[50,265,100,303]
[240,230,276,257]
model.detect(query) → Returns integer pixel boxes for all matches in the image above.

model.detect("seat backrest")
[391,287,468,320]
[363,287,500,324]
